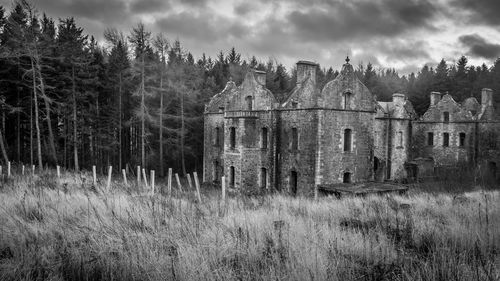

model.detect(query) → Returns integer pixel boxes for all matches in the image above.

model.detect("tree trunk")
[141,54,146,168]
[180,90,186,176]
[0,128,8,164]
[72,65,79,171]
[31,58,43,169]
[159,69,164,177]
[30,83,33,166]
[118,72,122,171]
[39,71,58,165]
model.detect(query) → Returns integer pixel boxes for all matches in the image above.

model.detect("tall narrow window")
[261,127,268,149]
[290,171,298,195]
[214,127,220,147]
[397,131,403,147]
[343,172,351,183]
[260,168,267,189]
[427,132,434,146]
[230,127,236,149]
[291,101,298,108]
[343,92,352,109]
[459,132,466,147]
[245,96,253,110]
[229,166,235,187]
[443,133,449,147]
[443,112,449,123]
[291,128,298,150]
[344,129,352,151]
[213,160,219,181]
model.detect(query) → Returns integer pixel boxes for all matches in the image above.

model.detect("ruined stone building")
[203,58,500,195]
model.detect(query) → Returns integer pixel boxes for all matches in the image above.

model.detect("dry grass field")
[0,169,499,281]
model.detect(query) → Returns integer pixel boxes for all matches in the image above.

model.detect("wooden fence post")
[193,172,201,203]
[151,170,155,195]
[175,173,183,192]
[122,169,128,185]
[168,168,172,196]
[56,165,61,178]
[22,165,25,176]
[92,165,97,186]
[137,166,141,186]
[7,161,11,177]
[0,165,2,176]
[222,176,226,202]
[187,173,193,190]
[142,168,149,188]
[106,166,113,190]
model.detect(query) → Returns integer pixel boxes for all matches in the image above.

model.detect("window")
[291,128,298,150]
[397,131,403,147]
[213,160,219,181]
[290,171,298,195]
[344,129,352,151]
[245,96,253,110]
[214,127,220,147]
[343,172,351,183]
[427,132,434,146]
[229,166,235,187]
[260,168,267,189]
[229,127,236,149]
[261,128,268,149]
[443,133,449,147]
[291,101,298,108]
[443,112,449,123]
[218,106,224,112]
[343,92,352,109]
[459,133,466,147]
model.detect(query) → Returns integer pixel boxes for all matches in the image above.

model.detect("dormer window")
[291,101,298,108]
[245,96,253,110]
[443,112,449,123]
[343,92,352,109]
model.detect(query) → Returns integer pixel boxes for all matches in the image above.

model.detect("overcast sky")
[2,0,500,74]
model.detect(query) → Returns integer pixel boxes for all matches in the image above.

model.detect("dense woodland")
[0,2,499,176]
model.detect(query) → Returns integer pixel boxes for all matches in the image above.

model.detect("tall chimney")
[481,88,493,106]
[296,60,318,84]
[253,70,266,86]
[392,93,405,105]
[430,91,442,106]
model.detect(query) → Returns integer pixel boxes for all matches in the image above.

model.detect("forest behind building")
[0,1,499,176]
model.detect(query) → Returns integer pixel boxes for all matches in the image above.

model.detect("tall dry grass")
[0,169,499,280]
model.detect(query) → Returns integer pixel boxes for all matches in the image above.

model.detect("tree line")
[0,1,499,176]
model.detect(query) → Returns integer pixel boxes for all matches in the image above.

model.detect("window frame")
[427,132,434,146]
[443,132,450,147]
[229,127,236,149]
[344,128,352,152]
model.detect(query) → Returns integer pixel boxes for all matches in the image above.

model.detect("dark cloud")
[234,2,253,16]
[453,0,500,25]
[384,40,431,61]
[459,34,500,59]
[287,0,437,42]
[130,0,171,14]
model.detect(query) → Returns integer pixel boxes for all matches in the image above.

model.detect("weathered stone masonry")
[203,58,500,194]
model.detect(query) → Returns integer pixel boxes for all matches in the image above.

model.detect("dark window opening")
[215,127,220,147]
[471,110,476,116]
[443,112,449,123]
[230,127,236,149]
[291,101,298,108]
[343,172,351,183]
[261,168,267,189]
[291,128,298,150]
[218,106,224,112]
[245,96,253,110]
[374,157,379,171]
[443,133,449,147]
[290,171,298,195]
[213,160,219,182]
[343,92,352,109]
[230,166,235,187]
[459,133,466,147]
[344,129,352,152]
[261,128,268,149]
[427,132,434,146]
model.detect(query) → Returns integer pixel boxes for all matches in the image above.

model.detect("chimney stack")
[253,70,266,86]
[392,93,405,105]
[481,88,493,106]
[430,92,442,106]
[296,61,318,84]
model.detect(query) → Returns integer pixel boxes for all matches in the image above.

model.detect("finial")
[345,56,350,64]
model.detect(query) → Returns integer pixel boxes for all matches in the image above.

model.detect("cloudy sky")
[2,0,500,74]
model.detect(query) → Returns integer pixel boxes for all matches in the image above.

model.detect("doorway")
[343,172,351,183]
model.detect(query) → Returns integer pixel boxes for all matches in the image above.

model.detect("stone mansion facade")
[203,58,500,195]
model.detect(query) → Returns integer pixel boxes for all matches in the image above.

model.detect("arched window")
[343,92,352,109]
[229,127,236,149]
[291,128,298,150]
[260,168,267,189]
[261,127,268,149]
[459,132,466,147]
[229,166,235,187]
[344,129,352,151]
[245,96,253,110]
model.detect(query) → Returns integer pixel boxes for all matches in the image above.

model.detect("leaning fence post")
[193,172,201,203]
[107,166,113,190]
[92,165,97,186]
[175,173,183,192]
[7,161,11,177]
[168,168,172,196]
[56,165,61,178]
[187,173,193,190]
[151,170,155,195]
[122,169,128,185]
[142,168,149,188]
[137,166,141,186]
[222,176,226,202]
